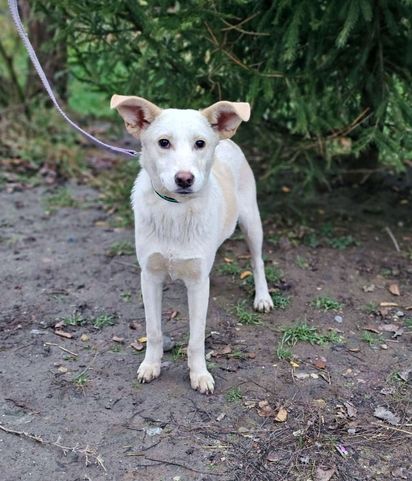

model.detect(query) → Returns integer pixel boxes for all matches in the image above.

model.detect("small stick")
[372,423,412,436]
[384,226,400,252]
[44,342,78,357]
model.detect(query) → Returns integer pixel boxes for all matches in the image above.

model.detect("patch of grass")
[303,232,320,248]
[296,255,309,269]
[311,296,343,311]
[92,313,116,329]
[108,241,134,257]
[73,372,89,387]
[44,187,79,212]
[363,302,379,314]
[361,331,381,345]
[233,300,262,325]
[265,265,283,284]
[276,344,293,361]
[326,235,358,250]
[225,387,243,402]
[230,349,246,360]
[120,291,132,302]
[404,317,412,328]
[110,344,122,353]
[171,345,186,361]
[280,323,343,347]
[62,313,86,327]
[217,260,242,276]
[271,291,291,310]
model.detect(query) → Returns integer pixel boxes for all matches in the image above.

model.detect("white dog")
[111,95,273,393]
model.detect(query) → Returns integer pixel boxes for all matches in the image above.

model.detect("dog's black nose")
[175,171,194,189]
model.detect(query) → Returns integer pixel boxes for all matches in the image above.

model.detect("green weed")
[311,296,343,311]
[361,331,381,345]
[62,313,86,327]
[92,313,116,329]
[44,188,79,212]
[280,323,343,346]
[108,241,134,256]
[404,317,412,328]
[265,265,283,284]
[326,235,358,250]
[363,302,379,314]
[233,300,262,325]
[73,372,89,387]
[225,387,243,402]
[276,345,293,361]
[271,291,291,310]
[171,345,186,361]
[218,261,242,276]
[296,255,309,269]
[120,291,132,302]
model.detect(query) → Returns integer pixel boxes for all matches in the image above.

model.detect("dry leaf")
[240,270,252,280]
[290,360,300,368]
[312,399,327,409]
[112,336,124,343]
[267,451,281,463]
[257,400,274,417]
[315,466,336,481]
[138,336,147,343]
[362,284,375,292]
[388,283,400,296]
[380,302,398,307]
[54,320,64,329]
[247,352,256,359]
[57,366,68,373]
[344,401,357,418]
[130,341,145,351]
[80,334,89,342]
[314,357,327,370]
[274,406,288,422]
[294,372,310,380]
[54,330,73,339]
[374,406,400,425]
[224,257,233,264]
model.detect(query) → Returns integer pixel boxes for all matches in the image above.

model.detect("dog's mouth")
[175,188,193,195]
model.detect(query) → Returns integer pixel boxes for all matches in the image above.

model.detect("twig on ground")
[44,342,78,357]
[142,455,226,476]
[0,423,106,471]
[384,226,401,252]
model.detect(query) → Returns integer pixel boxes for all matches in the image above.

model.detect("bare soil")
[0,181,411,481]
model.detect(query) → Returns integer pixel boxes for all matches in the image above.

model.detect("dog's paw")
[137,362,161,383]
[254,293,274,313]
[190,370,215,394]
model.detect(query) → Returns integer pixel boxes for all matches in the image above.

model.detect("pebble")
[30,329,45,335]
[144,426,163,436]
[395,310,404,317]
[334,315,343,323]
[163,335,175,352]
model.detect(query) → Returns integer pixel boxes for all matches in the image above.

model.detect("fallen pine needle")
[384,226,400,252]
[44,342,78,357]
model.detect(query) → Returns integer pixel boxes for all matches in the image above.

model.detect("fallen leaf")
[388,283,400,296]
[294,372,310,380]
[315,466,336,481]
[54,320,64,329]
[378,323,400,332]
[112,336,124,343]
[398,368,411,382]
[224,257,233,264]
[130,341,145,351]
[274,406,288,422]
[57,366,68,373]
[258,400,274,417]
[138,336,147,343]
[247,352,256,359]
[374,406,400,425]
[310,373,319,379]
[312,399,327,409]
[362,284,375,292]
[314,357,327,369]
[80,334,89,342]
[344,401,357,418]
[244,400,257,409]
[267,451,281,463]
[240,270,252,280]
[54,330,73,339]
[290,360,300,368]
[380,302,398,307]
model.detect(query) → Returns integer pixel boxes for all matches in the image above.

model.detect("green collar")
[153,186,179,203]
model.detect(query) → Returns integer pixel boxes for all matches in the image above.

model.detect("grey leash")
[7,0,139,158]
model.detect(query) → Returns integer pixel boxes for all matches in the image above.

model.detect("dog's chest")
[146,252,202,281]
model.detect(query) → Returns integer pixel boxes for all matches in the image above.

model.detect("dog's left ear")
[201,101,251,139]
[110,94,162,138]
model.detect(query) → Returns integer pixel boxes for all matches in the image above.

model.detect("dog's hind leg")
[238,164,273,313]
[186,278,215,394]
[137,271,164,383]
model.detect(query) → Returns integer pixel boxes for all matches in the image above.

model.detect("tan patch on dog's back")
[212,161,238,234]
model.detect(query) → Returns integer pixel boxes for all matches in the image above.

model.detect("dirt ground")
[0,178,411,481]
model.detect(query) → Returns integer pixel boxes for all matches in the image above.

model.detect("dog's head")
[110,95,250,196]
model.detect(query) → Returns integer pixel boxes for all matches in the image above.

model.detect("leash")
[7,0,139,158]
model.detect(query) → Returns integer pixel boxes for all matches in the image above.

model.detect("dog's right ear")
[110,95,162,138]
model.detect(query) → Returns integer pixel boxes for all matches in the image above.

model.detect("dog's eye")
[158,139,170,149]
[195,140,206,149]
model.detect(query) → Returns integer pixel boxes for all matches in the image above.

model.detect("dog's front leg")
[186,277,214,394]
[137,270,163,383]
